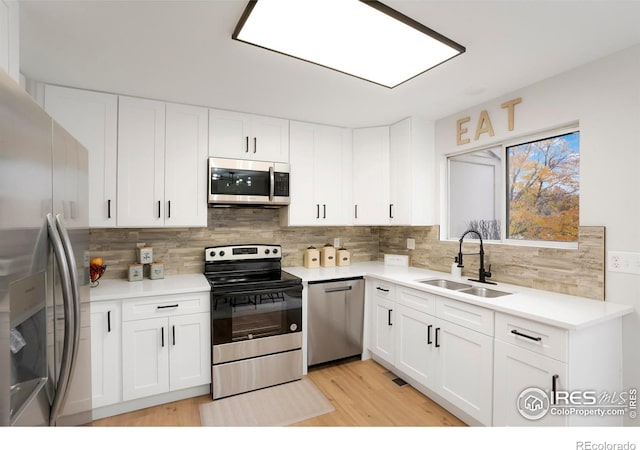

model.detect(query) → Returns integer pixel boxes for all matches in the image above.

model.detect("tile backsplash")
[90,208,605,300]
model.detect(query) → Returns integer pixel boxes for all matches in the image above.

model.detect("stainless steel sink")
[418,279,472,290]
[459,286,511,298]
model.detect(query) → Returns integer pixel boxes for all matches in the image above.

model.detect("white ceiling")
[19,0,640,128]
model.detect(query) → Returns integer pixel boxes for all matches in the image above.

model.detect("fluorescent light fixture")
[232,0,465,88]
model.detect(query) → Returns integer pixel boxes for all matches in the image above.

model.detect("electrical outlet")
[608,251,640,274]
[333,238,340,248]
[407,238,416,250]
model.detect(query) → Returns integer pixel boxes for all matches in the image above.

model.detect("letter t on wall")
[501,97,522,131]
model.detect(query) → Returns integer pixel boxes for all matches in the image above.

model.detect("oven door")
[211,283,302,345]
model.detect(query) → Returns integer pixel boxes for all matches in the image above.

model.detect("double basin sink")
[418,278,511,298]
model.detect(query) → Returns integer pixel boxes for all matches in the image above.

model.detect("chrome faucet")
[457,229,496,285]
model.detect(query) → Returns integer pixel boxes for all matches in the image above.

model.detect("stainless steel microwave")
[208,157,290,206]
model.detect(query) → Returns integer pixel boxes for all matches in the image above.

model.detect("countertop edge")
[89,273,210,302]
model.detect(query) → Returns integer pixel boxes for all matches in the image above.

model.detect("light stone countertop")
[89,273,210,302]
[284,262,635,331]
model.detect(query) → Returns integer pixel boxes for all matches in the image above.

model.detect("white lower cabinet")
[122,294,211,401]
[390,287,494,425]
[493,339,567,426]
[369,281,396,366]
[90,301,122,408]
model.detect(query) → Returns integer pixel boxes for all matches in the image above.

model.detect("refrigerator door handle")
[46,214,76,426]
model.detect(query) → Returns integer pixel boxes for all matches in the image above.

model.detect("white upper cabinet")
[45,85,118,228]
[352,118,435,226]
[389,117,435,225]
[208,108,289,162]
[118,96,208,228]
[0,0,19,83]
[352,126,390,225]
[164,103,208,227]
[284,121,352,226]
[117,96,166,227]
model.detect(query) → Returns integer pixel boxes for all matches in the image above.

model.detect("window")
[447,129,580,245]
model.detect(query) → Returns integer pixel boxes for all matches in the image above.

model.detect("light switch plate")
[407,238,416,250]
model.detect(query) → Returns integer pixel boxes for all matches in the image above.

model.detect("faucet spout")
[458,229,496,285]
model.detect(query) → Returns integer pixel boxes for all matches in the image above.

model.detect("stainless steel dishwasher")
[307,277,364,366]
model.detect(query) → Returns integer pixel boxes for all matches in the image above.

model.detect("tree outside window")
[506,132,580,242]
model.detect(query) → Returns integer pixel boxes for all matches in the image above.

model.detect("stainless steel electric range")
[204,244,303,399]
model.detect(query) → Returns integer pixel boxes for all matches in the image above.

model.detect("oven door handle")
[214,286,298,297]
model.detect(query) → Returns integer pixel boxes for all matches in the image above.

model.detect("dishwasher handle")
[324,286,353,293]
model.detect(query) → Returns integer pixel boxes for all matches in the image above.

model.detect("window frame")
[444,123,580,249]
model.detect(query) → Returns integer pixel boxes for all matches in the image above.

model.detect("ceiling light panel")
[233,0,465,88]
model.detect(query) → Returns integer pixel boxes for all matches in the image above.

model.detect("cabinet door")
[90,302,122,408]
[370,296,395,365]
[434,319,494,425]
[117,96,166,227]
[164,103,208,227]
[493,340,568,426]
[208,109,250,159]
[352,126,390,225]
[168,313,211,391]
[250,114,289,163]
[389,118,412,225]
[395,304,436,388]
[122,317,170,401]
[45,85,118,228]
[287,121,351,226]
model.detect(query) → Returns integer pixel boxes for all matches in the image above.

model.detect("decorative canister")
[128,263,143,282]
[336,248,351,266]
[303,246,320,269]
[150,262,165,280]
[320,244,336,267]
[137,246,153,264]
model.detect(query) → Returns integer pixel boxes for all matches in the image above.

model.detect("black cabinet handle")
[107,310,111,333]
[435,327,441,348]
[376,286,389,292]
[389,204,394,219]
[316,204,320,219]
[387,309,393,326]
[511,329,542,342]
[551,374,559,404]
[161,327,165,347]
[253,137,257,154]
[323,204,326,219]
[245,136,249,152]
[168,200,171,218]
[427,324,432,344]
[157,200,161,218]
[354,204,358,219]
[107,199,111,219]
[157,304,179,309]
[172,325,176,346]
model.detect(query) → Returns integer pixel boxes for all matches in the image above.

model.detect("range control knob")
[272,248,278,254]
[219,250,225,257]
[209,250,216,258]
[265,249,270,255]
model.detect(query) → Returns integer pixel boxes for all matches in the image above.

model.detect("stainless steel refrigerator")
[0,69,92,426]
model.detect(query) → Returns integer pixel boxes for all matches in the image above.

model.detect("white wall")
[434,44,640,426]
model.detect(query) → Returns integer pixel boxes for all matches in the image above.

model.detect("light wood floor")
[91,359,466,427]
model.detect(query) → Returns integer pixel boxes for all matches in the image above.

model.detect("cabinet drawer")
[122,292,210,321]
[371,280,395,300]
[435,296,494,336]
[397,287,436,316]
[495,313,567,362]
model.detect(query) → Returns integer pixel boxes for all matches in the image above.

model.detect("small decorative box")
[336,248,351,266]
[320,244,336,268]
[137,246,153,264]
[150,262,165,280]
[303,246,320,269]
[128,263,143,282]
